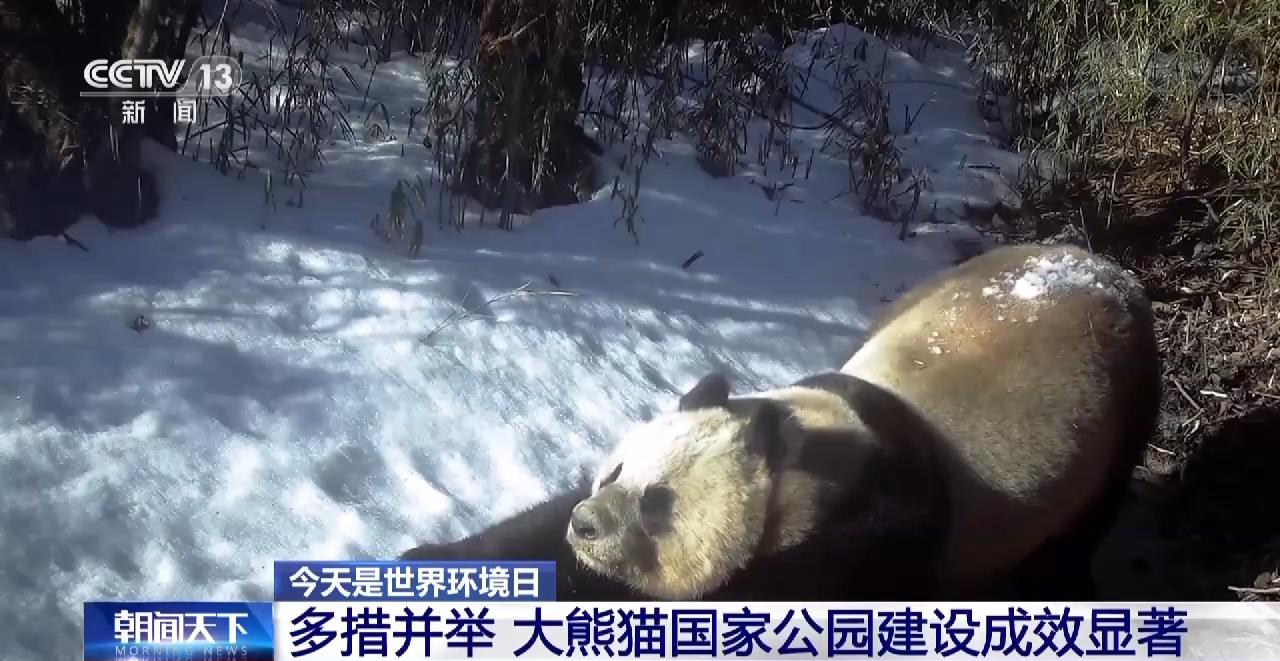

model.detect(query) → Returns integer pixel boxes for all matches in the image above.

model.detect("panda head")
[565,372,789,600]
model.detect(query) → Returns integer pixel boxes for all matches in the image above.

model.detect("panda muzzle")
[569,485,630,542]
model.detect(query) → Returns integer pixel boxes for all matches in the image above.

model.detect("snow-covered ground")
[0,19,1029,659]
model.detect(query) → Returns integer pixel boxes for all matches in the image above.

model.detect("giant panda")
[566,243,1161,601]
[399,390,950,603]
[565,369,954,601]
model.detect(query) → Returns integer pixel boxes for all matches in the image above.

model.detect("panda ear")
[678,372,731,411]
[743,401,787,468]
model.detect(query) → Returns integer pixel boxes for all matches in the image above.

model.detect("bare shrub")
[157,0,966,248]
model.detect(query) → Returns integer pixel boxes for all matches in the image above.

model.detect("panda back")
[841,244,1159,586]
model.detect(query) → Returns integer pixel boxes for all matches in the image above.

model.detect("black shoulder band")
[789,371,872,413]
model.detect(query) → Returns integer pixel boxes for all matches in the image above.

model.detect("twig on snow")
[1229,585,1280,596]
[419,281,576,345]
[62,231,90,251]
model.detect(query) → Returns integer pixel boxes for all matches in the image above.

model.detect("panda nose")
[570,502,604,540]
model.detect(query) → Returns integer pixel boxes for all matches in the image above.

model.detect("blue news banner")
[84,560,1280,661]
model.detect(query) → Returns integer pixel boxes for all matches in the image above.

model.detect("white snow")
[0,20,1030,659]
[981,252,1142,306]
[1013,254,1095,299]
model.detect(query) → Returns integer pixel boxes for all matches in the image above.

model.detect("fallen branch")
[419,281,577,345]
[1228,585,1280,596]
[62,231,90,252]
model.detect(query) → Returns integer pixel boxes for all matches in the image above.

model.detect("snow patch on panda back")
[980,252,1142,313]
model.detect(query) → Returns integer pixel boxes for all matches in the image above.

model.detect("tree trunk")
[142,0,204,150]
[456,0,598,228]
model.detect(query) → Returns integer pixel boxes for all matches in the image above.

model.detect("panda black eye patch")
[639,484,676,535]
[599,463,623,488]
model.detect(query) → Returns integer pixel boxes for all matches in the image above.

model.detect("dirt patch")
[1098,406,1280,601]
[1162,406,1280,599]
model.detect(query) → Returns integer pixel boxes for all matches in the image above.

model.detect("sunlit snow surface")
[0,17,1028,658]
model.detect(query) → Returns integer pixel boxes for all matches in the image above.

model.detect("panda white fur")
[565,370,955,601]
[566,243,1161,601]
